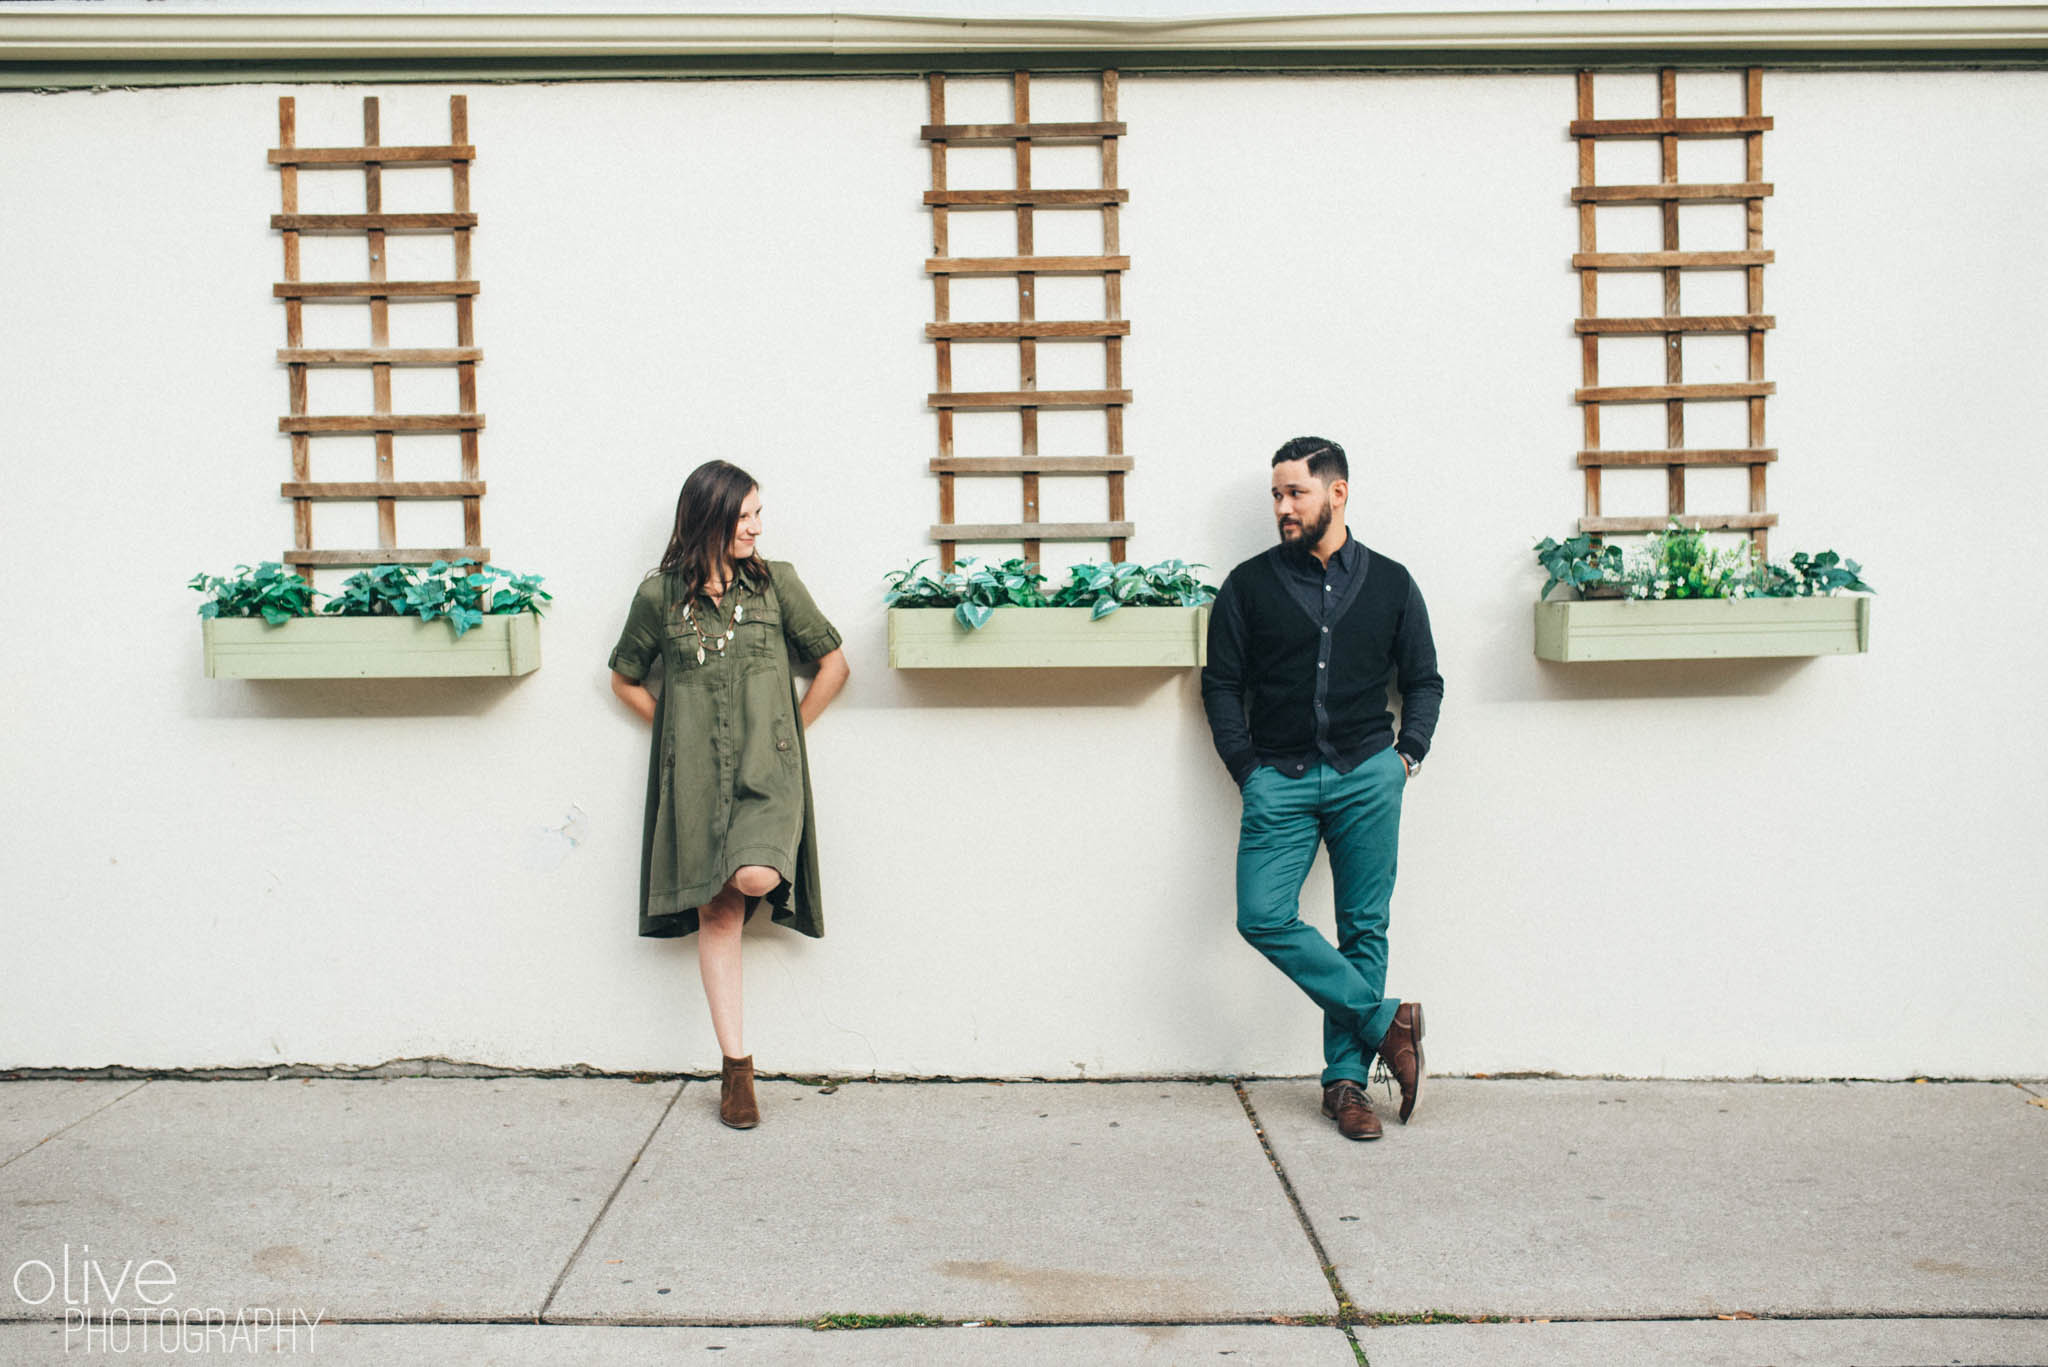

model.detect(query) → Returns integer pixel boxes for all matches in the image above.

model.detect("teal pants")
[1236,750,1406,1086]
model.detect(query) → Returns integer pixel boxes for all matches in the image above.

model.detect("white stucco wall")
[2,68,2042,1078]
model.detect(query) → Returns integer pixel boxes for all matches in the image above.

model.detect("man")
[1201,436,1444,1142]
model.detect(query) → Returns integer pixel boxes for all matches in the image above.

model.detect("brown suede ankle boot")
[719,1055,759,1129]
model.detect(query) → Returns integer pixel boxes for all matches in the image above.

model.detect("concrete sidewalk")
[0,1075,2042,1365]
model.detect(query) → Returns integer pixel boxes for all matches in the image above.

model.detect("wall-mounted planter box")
[202,615,541,679]
[1533,596,1870,662]
[889,606,1209,669]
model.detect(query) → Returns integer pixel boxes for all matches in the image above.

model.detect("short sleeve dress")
[608,559,843,939]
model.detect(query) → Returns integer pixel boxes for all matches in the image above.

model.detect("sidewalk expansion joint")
[536,1079,687,1322]
[1230,1079,1368,1363]
[0,1077,152,1174]
[532,1315,1359,1329]
[3,1062,1364,1084]
[1355,1311,2048,1327]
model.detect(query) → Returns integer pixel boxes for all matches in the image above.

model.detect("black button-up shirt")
[1271,531,1362,777]
[1200,529,1443,787]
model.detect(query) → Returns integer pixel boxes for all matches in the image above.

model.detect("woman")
[608,460,849,1129]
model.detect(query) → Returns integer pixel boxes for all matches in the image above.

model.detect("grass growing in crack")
[812,1313,943,1331]
[1364,1310,1508,1326]
[787,1074,866,1094]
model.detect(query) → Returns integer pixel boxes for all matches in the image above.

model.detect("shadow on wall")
[1524,655,1814,702]
[1464,588,1825,703]
[891,667,1189,710]
[185,674,536,722]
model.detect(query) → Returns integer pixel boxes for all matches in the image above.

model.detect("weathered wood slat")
[928,389,1132,409]
[266,95,492,586]
[1573,251,1774,270]
[930,456,1135,474]
[277,348,482,365]
[1572,183,1773,204]
[1569,116,1773,137]
[926,321,1131,340]
[926,255,1129,275]
[283,546,490,566]
[275,280,479,298]
[1575,382,1775,404]
[268,144,474,165]
[931,521,1136,542]
[281,481,487,500]
[920,121,1126,143]
[922,69,1135,576]
[1570,66,1777,563]
[1574,315,1775,335]
[278,413,486,433]
[269,212,478,232]
[1579,513,1778,533]
[923,189,1129,207]
[1577,448,1777,466]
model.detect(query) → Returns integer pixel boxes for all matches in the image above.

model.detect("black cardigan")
[1201,542,1444,786]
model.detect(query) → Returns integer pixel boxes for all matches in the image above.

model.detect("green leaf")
[955,602,993,631]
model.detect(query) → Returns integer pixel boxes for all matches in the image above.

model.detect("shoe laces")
[1370,1056,1396,1103]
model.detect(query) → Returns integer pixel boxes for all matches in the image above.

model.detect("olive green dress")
[608,559,842,939]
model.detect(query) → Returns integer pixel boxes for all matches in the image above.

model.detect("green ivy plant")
[187,563,317,625]
[1755,549,1874,598]
[321,563,417,618]
[1533,522,1872,601]
[1048,558,1218,618]
[884,557,1217,631]
[883,557,1046,629]
[1533,534,1624,600]
[193,558,551,637]
[324,559,552,637]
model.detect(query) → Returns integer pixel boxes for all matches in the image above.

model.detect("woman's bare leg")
[696,866,782,1060]
[697,887,747,1059]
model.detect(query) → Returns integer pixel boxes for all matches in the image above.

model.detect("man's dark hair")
[1272,436,1349,485]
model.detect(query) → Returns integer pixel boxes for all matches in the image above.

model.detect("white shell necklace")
[681,579,744,666]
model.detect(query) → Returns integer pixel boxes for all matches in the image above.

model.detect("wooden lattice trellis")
[271,96,486,582]
[1572,68,1776,558]
[922,71,1131,570]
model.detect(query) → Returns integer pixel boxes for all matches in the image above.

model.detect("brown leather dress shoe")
[719,1055,759,1129]
[1321,1079,1383,1141]
[1376,1002,1425,1123]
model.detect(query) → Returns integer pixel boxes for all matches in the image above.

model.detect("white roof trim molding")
[3,6,2047,63]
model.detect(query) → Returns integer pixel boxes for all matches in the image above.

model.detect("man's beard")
[1279,503,1331,548]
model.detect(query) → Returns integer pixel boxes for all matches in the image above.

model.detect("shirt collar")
[1282,528,1358,574]
[1329,530,1359,572]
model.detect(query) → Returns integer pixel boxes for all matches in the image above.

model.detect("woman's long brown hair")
[656,460,771,604]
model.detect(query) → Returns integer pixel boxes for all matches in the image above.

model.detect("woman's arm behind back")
[611,670,656,724]
[799,649,848,729]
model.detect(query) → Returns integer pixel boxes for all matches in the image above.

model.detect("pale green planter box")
[889,606,1209,669]
[202,614,542,679]
[1533,596,1871,662]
